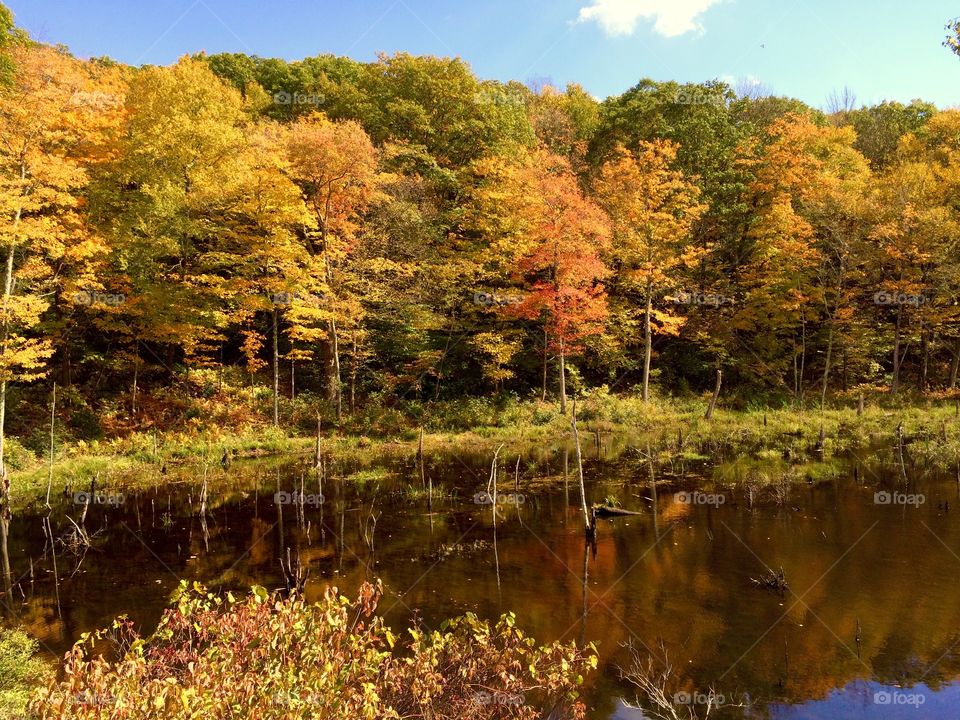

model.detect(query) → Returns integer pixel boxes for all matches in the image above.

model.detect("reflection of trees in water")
[6,454,960,718]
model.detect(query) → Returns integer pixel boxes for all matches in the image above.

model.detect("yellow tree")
[0,3,24,87]
[803,126,871,406]
[97,57,267,391]
[594,141,704,402]
[0,44,118,581]
[899,111,960,388]
[741,116,872,404]
[285,113,379,421]
[230,121,311,426]
[734,116,824,398]
[871,156,955,393]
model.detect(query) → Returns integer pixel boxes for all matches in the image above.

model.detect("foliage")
[0,627,51,720]
[35,581,596,719]
[945,17,960,60]
[0,14,958,456]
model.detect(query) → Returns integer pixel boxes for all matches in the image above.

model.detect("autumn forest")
[6,2,960,719]
[4,3,960,459]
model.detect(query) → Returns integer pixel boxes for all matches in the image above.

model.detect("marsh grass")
[8,392,960,509]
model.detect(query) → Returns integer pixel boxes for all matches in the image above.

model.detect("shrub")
[35,581,596,719]
[0,628,51,720]
[2,436,37,471]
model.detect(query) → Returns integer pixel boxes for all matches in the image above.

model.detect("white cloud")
[576,0,723,37]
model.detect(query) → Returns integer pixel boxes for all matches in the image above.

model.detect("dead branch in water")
[751,566,788,594]
[279,546,308,596]
[570,399,594,537]
[620,641,738,719]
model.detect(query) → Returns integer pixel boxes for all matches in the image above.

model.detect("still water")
[3,439,960,719]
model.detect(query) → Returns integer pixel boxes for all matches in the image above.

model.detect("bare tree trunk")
[792,338,800,405]
[272,308,279,427]
[820,325,834,412]
[0,237,16,594]
[418,426,426,491]
[559,335,567,414]
[798,308,807,406]
[329,318,342,421]
[892,306,902,394]
[920,325,930,391]
[951,338,960,389]
[541,327,548,402]
[131,354,138,416]
[0,216,17,483]
[350,367,356,415]
[705,367,722,420]
[45,383,56,508]
[319,222,343,422]
[571,400,592,534]
[642,287,652,403]
[0,514,9,602]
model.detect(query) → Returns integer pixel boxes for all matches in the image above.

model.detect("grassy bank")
[9,390,960,508]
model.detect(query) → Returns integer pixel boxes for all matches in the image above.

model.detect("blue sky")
[9,0,960,109]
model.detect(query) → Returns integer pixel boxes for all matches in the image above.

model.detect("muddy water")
[3,441,960,719]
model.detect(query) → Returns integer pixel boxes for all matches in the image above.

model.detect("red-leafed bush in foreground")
[35,580,596,719]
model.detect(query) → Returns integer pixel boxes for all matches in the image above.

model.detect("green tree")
[0,2,23,86]
[842,101,936,169]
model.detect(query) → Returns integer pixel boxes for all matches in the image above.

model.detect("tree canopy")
[0,5,957,456]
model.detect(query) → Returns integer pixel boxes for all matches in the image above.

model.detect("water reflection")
[1,445,959,719]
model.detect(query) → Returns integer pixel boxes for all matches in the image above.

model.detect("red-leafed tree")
[481,149,610,412]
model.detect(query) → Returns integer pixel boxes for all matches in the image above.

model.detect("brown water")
[3,439,960,719]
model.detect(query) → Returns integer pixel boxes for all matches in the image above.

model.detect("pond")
[2,438,959,719]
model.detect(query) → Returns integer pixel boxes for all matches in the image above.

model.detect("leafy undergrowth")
[35,581,597,720]
[0,628,52,720]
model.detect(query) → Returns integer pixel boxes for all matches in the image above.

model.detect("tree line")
[2,7,960,463]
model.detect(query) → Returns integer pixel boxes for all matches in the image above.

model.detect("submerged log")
[591,504,643,518]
